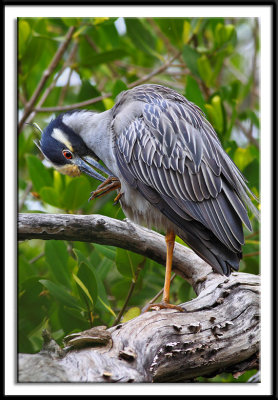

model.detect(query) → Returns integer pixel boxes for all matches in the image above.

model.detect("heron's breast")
[118,180,176,233]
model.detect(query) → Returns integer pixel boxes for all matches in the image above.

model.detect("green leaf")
[205,95,224,132]
[63,306,88,322]
[122,307,141,322]
[211,52,225,85]
[185,76,205,112]
[58,306,88,333]
[182,44,200,76]
[116,248,144,280]
[18,20,31,58]
[62,176,91,211]
[182,20,192,44]
[74,248,113,314]
[21,36,55,79]
[93,244,116,262]
[39,279,81,310]
[76,261,98,306]
[73,273,94,308]
[61,18,81,27]
[91,17,112,26]
[233,146,256,171]
[53,170,65,194]
[242,159,259,191]
[79,47,128,68]
[40,187,63,209]
[112,80,128,99]
[125,18,156,57]
[40,87,62,107]
[45,241,71,288]
[18,130,35,164]
[97,296,116,318]
[26,155,53,193]
[73,248,89,266]
[197,55,213,87]
[154,18,185,47]
[214,23,236,48]
[77,81,105,111]
[19,277,50,327]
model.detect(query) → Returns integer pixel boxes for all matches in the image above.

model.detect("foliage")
[18,17,260,382]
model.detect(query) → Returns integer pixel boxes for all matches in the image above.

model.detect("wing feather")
[112,84,257,273]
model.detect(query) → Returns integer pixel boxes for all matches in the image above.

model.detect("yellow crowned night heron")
[37,84,259,311]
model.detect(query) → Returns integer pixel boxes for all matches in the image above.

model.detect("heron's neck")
[65,109,116,173]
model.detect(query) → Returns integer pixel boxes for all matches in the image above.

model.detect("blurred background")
[18,17,260,382]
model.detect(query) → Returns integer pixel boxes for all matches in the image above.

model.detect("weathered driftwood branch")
[18,213,260,382]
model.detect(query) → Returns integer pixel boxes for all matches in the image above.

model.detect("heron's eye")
[62,150,73,160]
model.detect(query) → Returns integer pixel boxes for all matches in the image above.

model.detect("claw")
[89,177,121,201]
[113,192,123,205]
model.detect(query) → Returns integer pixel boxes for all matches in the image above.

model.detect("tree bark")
[18,213,260,382]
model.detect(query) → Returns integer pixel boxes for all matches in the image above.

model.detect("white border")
[5,4,272,396]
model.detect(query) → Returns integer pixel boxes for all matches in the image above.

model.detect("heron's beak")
[75,156,112,182]
[82,156,113,176]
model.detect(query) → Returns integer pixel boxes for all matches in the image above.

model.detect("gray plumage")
[111,85,258,275]
[40,84,259,277]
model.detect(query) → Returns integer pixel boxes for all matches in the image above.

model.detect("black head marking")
[40,112,97,166]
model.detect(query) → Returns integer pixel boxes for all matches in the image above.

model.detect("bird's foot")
[142,302,184,313]
[89,177,121,201]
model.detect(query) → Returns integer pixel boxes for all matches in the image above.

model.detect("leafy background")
[18,17,260,382]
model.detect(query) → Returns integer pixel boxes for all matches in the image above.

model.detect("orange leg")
[163,230,176,303]
[143,230,183,312]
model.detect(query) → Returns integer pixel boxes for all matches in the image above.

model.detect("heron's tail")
[177,224,241,276]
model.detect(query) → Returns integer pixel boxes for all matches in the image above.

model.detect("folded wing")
[112,84,257,275]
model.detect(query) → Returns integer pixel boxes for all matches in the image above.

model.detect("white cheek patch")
[51,128,73,152]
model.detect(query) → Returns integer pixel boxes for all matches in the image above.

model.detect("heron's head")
[37,111,111,182]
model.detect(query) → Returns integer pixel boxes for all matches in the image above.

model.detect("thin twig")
[223,59,259,99]
[34,51,182,113]
[245,231,259,240]
[84,34,98,52]
[235,120,259,148]
[18,26,75,132]
[243,251,260,258]
[84,34,119,79]
[146,18,177,56]
[147,273,177,305]
[19,92,27,107]
[226,104,259,148]
[29,252,44,264]
[112,260,145,326]
[26,41,78,125]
